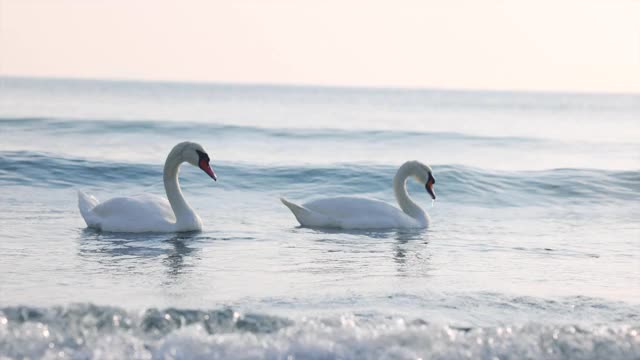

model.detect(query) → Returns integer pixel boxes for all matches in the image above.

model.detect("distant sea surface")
[0,77,638,359]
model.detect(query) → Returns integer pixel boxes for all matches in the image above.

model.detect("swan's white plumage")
[281,161,434,230]
[281,196,423,229]
[78,141,215,233]
[78,191,178,232]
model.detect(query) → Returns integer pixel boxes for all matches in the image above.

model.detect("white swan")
[78,141,217,233]
[281,161,436,229]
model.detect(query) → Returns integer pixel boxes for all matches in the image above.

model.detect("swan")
[78,141,217,233]
[281,160,436,229]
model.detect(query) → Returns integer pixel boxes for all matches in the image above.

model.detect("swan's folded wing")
[92,194,175,222]
[304,196,400,219]
[80,194,176,232]
[303,196,418,229]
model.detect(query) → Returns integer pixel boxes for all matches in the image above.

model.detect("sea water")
[0,77,638,359]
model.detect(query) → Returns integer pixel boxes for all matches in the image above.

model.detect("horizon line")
[2,74,639,97]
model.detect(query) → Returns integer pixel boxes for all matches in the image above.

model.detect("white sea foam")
[1,306,638,360]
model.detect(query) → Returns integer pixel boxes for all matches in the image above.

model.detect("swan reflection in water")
[78,227,431,288]
[77,229,201,281]
[297,227,432,277]
[393,229,432,276]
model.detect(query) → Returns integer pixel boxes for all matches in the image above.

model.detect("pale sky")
[1,0,639,93]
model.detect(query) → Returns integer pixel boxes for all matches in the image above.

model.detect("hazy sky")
[1,0,639,93]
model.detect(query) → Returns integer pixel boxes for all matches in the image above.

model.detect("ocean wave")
[0,151,637,207]
[0,116,558,144]
[0,303,638,360]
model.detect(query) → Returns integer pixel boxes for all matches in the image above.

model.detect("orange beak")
[199,159,217,181]
[426,176,436,200]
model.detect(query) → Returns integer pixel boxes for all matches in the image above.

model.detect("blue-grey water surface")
[0,77,639,359]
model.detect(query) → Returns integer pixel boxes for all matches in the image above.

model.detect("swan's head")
[173,142,217,181]
[409,161,436,200]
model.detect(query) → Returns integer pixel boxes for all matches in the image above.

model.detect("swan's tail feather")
[78,190,99,226]
[280,197,333,227]
[281,197,308,215]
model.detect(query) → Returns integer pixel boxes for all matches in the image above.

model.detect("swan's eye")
[196,150,209,162]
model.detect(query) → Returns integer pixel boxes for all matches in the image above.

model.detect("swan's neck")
[163,155,200,229]
[393,164,428,225]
